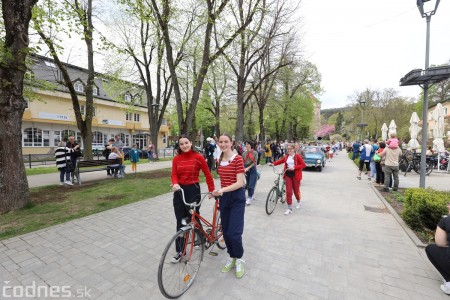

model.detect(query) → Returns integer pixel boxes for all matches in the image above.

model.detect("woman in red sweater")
[171,135,215,262]
[269,143,306,215]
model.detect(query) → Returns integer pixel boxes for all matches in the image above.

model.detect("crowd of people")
[53,132,450,290]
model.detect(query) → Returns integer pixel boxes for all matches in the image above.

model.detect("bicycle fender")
[179,225,193,232]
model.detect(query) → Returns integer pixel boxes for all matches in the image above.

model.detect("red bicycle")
[157,189,226,299]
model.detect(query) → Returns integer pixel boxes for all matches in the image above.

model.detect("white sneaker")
[441,283,450,295]
[284,208,292,215]
[64,180,73,186]
[59,182,64,186]
[246,198,252,206]
[296,202,302,209]
[251,195,255,201]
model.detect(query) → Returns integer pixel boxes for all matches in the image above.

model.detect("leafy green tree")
[33,0,97,159]
[335,111,344,133]
[150,0,261,138]
[0,0,38,213]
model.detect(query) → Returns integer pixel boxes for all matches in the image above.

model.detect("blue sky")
[300,0,450,109]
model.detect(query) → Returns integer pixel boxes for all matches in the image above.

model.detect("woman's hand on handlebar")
[172,184,181,192]
[211,189,223,197]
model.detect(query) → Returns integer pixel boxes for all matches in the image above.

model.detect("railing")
[23,148,177,168]
[23,153,104,168]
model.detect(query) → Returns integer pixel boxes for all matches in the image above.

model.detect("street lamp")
[151,103,160,160]
[417,0,439,188]
[357,97,367,142]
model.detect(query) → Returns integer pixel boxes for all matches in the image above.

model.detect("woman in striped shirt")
[54,141,79,186]
[171,135,215,263]
[212,133,246,279]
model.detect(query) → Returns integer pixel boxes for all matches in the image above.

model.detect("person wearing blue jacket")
[357,140,373,180]
[130,144,141,173]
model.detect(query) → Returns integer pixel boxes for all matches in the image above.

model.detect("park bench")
[72,158,121,185]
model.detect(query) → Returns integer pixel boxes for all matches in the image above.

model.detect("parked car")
[303,146,326,172]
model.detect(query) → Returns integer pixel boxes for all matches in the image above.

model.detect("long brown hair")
[218,133,233,166]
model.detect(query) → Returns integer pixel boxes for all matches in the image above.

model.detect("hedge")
[401,188,450,231]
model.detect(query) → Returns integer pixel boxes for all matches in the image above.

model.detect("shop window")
[23,127,43,147]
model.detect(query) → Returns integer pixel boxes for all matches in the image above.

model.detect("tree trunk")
[0,106,30,213]
[0,0,38,213]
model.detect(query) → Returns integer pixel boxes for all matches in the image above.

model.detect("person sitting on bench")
[108,147,122,178]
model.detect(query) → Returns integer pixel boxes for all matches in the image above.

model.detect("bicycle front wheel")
[214,210,227,250]
[265,187,278,215]
[158,228,205,299]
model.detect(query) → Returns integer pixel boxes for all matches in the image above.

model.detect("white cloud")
[300,0,450,109]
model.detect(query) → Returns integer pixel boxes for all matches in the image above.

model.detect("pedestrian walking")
[379,142,402,192]
[54,141,79,186]
[242,141,258,206]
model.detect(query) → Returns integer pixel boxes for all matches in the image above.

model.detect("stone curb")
[370,184,428,248]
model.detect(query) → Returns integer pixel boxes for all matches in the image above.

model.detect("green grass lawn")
[1,168,215,241]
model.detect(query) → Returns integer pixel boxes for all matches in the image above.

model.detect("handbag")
[373,153,381,162]
[285,169,295,178]
[66,160,74,172]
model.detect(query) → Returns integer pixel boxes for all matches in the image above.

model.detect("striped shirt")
[54,147,74,169]
[171,150,215,192]
[218,154,245,188]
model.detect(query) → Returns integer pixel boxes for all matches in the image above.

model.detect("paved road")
[1,152,448,299]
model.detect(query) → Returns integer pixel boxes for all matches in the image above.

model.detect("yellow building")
[23,55,170,155]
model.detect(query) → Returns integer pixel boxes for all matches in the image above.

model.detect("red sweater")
[171,150,215,192]
[273,154,306,182]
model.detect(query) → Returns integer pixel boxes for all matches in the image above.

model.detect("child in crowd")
[386,133,399,149]
[130,144,140,173]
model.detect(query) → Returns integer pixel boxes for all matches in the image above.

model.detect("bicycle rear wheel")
[158,228,205,299]
[214,210,226,250]
[265,187,278,215]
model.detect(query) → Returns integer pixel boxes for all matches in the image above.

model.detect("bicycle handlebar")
[270,164,288,176]
[175,188,217,208]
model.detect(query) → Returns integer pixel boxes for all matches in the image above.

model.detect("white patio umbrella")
[388,120,397,137]
[408,112,421,149]
[381,123,388,141]
[432,103,445,152]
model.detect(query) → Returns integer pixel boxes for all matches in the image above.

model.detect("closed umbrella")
[408,112,421,149]
[381,123,388,141]
[388,120,397,136]
[432,103,445,152]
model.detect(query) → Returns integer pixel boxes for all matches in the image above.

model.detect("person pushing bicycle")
[171,135,215,263]
[269,143,306,215]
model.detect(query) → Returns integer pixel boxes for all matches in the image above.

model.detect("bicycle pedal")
[209,251,218,256]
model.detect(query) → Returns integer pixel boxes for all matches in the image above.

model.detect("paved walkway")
[1,153,448,299]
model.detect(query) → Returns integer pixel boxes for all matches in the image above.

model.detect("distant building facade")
[22,55,169,155]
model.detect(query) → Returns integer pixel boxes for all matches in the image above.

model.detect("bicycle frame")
[176,189,223,259]
[272,165,287,196]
